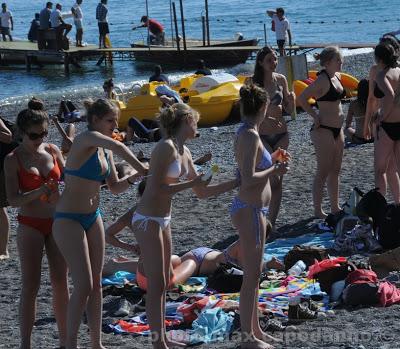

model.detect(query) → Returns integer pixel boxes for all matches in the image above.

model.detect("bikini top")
[236,123,273,171]
[223,247,239,266]
[64,148,110,182]
[269,84,284,106]
[316,70,346,102]
[166,158,188,178]
[16,145,61,192]
[373,83,385,99]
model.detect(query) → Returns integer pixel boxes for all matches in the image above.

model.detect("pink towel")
[378,282,400,306]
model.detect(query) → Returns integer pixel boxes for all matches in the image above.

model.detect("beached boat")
[117,73,242,129]
[130,38,259,67]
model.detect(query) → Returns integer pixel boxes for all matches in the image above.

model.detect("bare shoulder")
[275,73,287,83]
[152,138,176,158]
[183,145,193,159]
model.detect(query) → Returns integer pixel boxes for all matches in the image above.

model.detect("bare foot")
[240,337,274,349]
[314,210,328,219]
[166,339,187,347]
[255,329,283,344]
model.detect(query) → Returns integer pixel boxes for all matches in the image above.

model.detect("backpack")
[356,188,387,229]
[342,269,379,306]
[207,263,243,293]
[284,245,329,271]
[376,204,400,249]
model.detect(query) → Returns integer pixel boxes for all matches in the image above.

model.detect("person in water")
[299,46,345,219]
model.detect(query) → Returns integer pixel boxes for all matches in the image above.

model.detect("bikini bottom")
[311,124,342,139]
[131,211,171,231]
[54,208,101,232]
[229,196,269,247]
[380,122,400,141]
[18,215,53,236]
[260,132,288,149]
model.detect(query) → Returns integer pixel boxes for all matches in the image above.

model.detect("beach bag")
[376,204,400,249]
[356,188,387,229]
[284,245,329,271]
[343,269,379,306]
[207,263,243,293]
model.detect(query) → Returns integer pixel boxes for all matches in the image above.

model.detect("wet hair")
[239,83,269,120]
[83,98,119,127]
[356,79,368,114]
[314,46,342,67]
[154,65,162,75]
[138,179,146,196]
[374,42,398,68]
[252,46,275,87]
[16,97,49,134]
[103,78,114,89]
[276,7,284,15]
[158,103,199,138]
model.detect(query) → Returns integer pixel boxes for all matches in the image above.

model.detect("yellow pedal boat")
[117,73,243,129]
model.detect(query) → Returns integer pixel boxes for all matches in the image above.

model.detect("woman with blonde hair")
[232,83,288,349]
[4,98,69,348]
[132,103,238,349]
[299,46,345,218]
[52,98,147,349]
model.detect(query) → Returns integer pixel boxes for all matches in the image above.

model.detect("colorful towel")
[102,271,136,286]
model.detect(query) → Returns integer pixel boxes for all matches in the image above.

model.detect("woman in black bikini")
[252,46,295,229]
[364,38,400,203]
[299,46,345,219]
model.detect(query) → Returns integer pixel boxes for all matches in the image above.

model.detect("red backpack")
[345,269,378,285]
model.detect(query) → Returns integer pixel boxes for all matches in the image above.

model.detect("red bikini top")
[16,145,61,192]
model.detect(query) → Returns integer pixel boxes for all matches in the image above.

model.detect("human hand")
[363,124,372,140]
[272,147,291,163]
[193,173,211,187]
[272,161,289,176]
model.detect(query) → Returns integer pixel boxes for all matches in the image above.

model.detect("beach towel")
[102,271,136,286]
[378,282,400,307]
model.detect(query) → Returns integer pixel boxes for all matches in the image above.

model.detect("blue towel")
[102,271,136,286]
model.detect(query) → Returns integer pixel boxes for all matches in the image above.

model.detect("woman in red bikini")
[4,98,69,349]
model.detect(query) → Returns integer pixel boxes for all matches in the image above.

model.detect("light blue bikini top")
[64,148,111,182]
[236,123,273,171]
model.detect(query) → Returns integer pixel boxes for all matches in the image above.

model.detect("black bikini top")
[316,70,346,102]
[373,83,385,99]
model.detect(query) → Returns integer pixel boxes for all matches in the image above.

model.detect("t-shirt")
[96,3,108,23]
[50,9,62,28]
[39,7,51,29]
[72,4,83,20]
[272,14,290,41]
[146,19,163,35]
[0,10,12,28]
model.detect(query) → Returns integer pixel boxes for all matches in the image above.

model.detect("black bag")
[376,204,400,249]
[207,263,243,293]
[356,188,387,229]
[314,261,354,294]
[343,283,379,306]
[284,245,329,271]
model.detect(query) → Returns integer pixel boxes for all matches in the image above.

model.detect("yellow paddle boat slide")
[117,73,241,129]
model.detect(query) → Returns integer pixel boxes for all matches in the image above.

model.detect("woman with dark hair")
[364,38,400,203]
[52,98,147,349]
[131,103,238,349]
[252,46,295,230]
[299,46,345,219]
[232,83,288,348]
[4,98,69,349]
[345,79,374,144]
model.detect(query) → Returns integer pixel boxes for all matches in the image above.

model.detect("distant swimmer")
[266,7,292,56]
[132,15,165,45]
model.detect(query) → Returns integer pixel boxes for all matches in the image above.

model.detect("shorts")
[74,19,83,30]
[98,22,109,36]
[0,171,8,208]
[277,39,286,49]
[1,27,11,36]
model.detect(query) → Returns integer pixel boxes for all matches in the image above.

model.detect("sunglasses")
[27,130,48,140]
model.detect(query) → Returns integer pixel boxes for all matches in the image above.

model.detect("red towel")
[378,282,400,306]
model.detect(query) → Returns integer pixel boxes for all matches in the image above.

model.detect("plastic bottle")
[287,260,306,276]
[201,164,219,181]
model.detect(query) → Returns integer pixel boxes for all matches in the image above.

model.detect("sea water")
[0,0,398,104]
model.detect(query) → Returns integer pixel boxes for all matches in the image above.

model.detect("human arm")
[364,66,379,139]
[266,10,276,18]
[376,71,395,121]
[185,148,238,199]
[10,14,13,31]
[132,23,145,30]
[345,101,356,129]
[279,74,296,114]
[0,119,13,144]
[4,154,53,207]
[51,116,73,150]
[298,75,327,127]
[287,28,292,46]
[80,131,147,175]
[105,208,140,253]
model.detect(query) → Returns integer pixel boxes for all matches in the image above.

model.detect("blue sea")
[0,0,398,104]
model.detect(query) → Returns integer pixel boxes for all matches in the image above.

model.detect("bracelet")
[127,177,135,185]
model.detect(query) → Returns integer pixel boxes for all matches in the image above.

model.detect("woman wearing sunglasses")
[52,98,147,349]
[4,98,69,349]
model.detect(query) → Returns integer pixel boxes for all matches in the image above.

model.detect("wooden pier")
[0,40,377,73]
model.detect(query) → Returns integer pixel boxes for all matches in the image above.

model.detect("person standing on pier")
[0,3,13,42]
[96,0,109,49]
[71,0,84,47]
[266,7,292,56]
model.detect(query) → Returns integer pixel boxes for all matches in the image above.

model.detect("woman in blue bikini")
[52,99,147,349]
[232,83,289,349]
[131,103,238,349]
